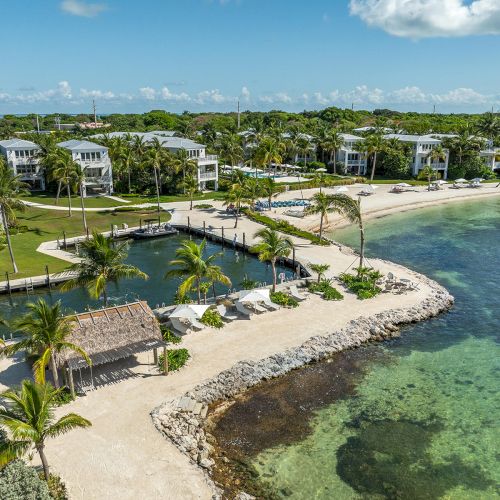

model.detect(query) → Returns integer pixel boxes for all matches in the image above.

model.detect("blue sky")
[1,0,499,114]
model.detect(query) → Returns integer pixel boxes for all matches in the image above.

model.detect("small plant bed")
[245,209,329,246]
[161,325,182,344]
[158,348,190,371]
[270,291,299,308]
[339,268,383,300]
[193,203,214,209]
[308,279,344,300]
[201,309,224,328]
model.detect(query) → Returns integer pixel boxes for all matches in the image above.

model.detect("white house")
[91,132,218,190]
[337,133,367,175]
[384,134,449,179]
[57,139,113,196]
[0,138,45,190]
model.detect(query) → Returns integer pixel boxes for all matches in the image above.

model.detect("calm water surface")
[213,197,500,499]
[0,234,290,329]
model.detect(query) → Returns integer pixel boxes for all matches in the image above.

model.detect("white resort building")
[57,139,114,196]
[384,134,450,179]
[0,138,45,190]
[337,133,368,175]
[92,131,218,190]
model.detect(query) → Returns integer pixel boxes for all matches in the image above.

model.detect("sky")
[1,0,500,115]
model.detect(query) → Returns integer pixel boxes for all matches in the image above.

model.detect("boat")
[132,223,179,240]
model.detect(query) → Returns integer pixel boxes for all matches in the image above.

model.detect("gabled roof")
[0,138,40,149]
[57,139,108,151]
[57,301,165,370]
[384,134,442,144]
[340,133,363,141]
[89,131,206,150]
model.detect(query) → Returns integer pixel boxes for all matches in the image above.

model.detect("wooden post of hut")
[153,348,158,365]
[162,346,168,375]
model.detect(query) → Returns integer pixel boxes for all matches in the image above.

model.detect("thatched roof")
[58,301,165,370]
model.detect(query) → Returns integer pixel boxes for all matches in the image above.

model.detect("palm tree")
[419,165,438,191]
[72,165,88,232]
[0,158,29,273]
[260,177,281,209]
[426,144,447,171]
[476,112,500,142]
[0,380,91,480]
[218,133,243,171]
[61,231,148,306]
[119,145,137,194]
[307,192,339,241]
[50,148,78,217]
[308,263,330,283]
[364,134,385,180]
[165,239,231,304]
[173,150,198,190]
[311,172,330,193]
[243,177,262,209]
[327,129,345,174]
[250,228,294,292]
[223,185,246,228]
[256,136,284,175]
[182,174,198,210]
[3,299,90,388]
[142,138,166,221]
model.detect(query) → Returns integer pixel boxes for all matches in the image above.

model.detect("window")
[85,167,102,178]
[80,152,101,161]
[16,164,37,175]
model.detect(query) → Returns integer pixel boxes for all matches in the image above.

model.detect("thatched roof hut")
[57,301,165,371]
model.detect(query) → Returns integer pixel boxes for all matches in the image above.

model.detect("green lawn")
[22,192,125,208]
[2,207,170,280]
[115,191,227,204]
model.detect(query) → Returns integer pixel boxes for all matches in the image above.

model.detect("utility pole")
[93,99,97,126]
[55,115,61,130]
[237,100,240,129]
[433,104,436,114]
[36,114,40,133]
[351,102,354,111]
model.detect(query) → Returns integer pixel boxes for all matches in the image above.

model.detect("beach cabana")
[168,304,209,333]
[57,301,167,397]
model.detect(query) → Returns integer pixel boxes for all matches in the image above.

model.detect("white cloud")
[349,0,500,38]
[80,88,115,99]
[60,0,107,18]
[139,87,156,100]
[195,89,236,104]
[259,92,292,104]
[430,87,489,104]
[161,86,191,102]
[241,86,251,102]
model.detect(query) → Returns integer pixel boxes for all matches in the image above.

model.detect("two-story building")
[92,132,218,191]
[337,133,368,175]
[384,134,450,179]
[57,139,113,196]
[0,138,45,190]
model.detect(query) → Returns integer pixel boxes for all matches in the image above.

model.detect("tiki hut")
[57,301,168,396]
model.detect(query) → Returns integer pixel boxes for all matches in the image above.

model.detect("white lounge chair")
[235,301,254,317]
[169,317,191,335]
[189,319,206,331]
[262,300,280,311]
[217,304,238,322]
[249,302,268,313]
[289,285,306,301]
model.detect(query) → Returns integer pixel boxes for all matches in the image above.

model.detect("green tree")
[172,150,198,190]
[72,165,88,232]
[307,192,338,241]
[309,263,330,283]
[418,165,438,191]
[61,231,148,306]
[0,158,29,273]
[223,185,246,228]
[49,148,79,217]
[0,380,91,480]
[165,239,231,304]
[3,299,89,388]
[260,176,281,208]
[182,174,198,210]
[142,138,167,220]
[250,228,294,292]
[364,134,385,180]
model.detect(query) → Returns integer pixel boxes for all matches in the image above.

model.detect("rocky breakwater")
[151,272,454,496]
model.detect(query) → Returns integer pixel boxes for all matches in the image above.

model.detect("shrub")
[0,460,51,500]
[240,276,259,289]
[113,206,144,212]
[339,268,382,300]
[160,325,182,344]
[308,279,344,301]
[201,309,224,328]
[52,387,74,406]
[245,209,329,246]
[158,348,190,371]
[46,474,68,500]
[270,291,299,308]
[193,203,214,209]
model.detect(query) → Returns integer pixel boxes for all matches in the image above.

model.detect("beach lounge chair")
[169,317,191,335]
[250,303,268,313]
[189,319,206,331]
[289,285,306,301]
[217,304,238,322]
[235,301,254,317]
[262,300,280,311]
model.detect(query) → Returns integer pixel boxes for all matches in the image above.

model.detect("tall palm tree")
[142,138,166,220]
[172,150,198,190]
[419,165,438,191]
[364,133,385,180]
[250,228,294,292]
[260,176,281,209]
[307,192,339,241]
[165,239,231,304]
[72,165,88,232]
[3,299,90,388]
[476,112,500,142]
[218,133,243,170]
[0,158,29,273]
[119,145,137,194]
[61,231,148,306]
[182,174,198,210]
[0,380,91,480]
[327,129,345,174]
[426,144,447,169]
[223,185,246,228]
[243,177,262,209]
[311,172,330,193]
[256,136,284,175]
[50,148,78,217]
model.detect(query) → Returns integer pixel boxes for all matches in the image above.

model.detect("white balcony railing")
[84,175,112,184]
[199,171,217,180]
[198,154,218,163]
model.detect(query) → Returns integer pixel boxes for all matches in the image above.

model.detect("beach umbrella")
[239,289,270,303]
[169,304,209,319]
[396,183,411,187]
[316,168,327,172]
[455,178,467,183]
[335,186,349,193]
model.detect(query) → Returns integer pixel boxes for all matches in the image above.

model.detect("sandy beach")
[0,184,498,499]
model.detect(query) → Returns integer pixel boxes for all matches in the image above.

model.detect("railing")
[199,172,217,180]
[198,154,218,162]
[84,175,112,183]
